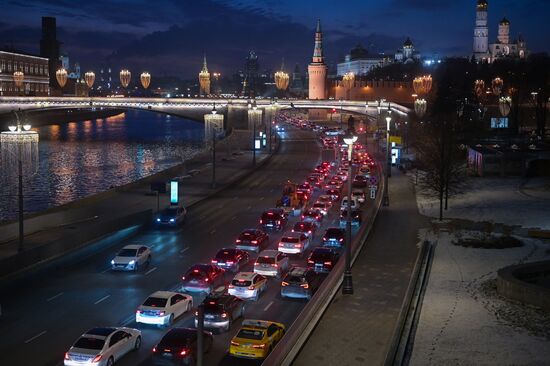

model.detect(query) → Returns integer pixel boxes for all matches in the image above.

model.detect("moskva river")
[0,110,205,222]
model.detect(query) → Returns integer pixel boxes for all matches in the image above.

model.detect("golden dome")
[477,0,488,10]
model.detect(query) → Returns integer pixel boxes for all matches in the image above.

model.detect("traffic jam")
[63,113,377,366]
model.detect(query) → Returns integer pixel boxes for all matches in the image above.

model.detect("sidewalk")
[0,129,275,278]
[294,169,430,366]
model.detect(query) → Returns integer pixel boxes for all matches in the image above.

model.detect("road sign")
[369,176,378,186]
[370,187,376,199]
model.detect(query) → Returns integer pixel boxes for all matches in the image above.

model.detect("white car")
[312,201,331,216]
[316,195,333,206]
[340,197,359,211]
[64,327,141,366]
[278,233,310,256]
[136,291,193,326]
[111,245,151,271]
[228,272,268,301]
[352,189,366,204]
[254,250,290,278]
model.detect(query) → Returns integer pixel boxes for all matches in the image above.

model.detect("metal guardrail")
[263,164,385,366]
[384,240,435,366]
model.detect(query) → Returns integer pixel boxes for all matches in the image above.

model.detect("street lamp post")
[204,104,224,188]
[343,131,358,295]
[383,113,391,207]
[196,303,204,366]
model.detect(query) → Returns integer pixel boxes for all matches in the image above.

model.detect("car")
[352,175,368,188]
[352,189,366,204]
[292,221,317,239]
[211,248,250,272]
[297,183,312,195]
[281,267,321,300]
[336,171,348,181]
[254,250,290,278]
[64,327,141,366]
[259,208,287,231]
[111,245,152,271]
[312,201,331,216]
[323,188,339,201]
[306,175,321,188]
[296,190,310,203]
[181,264,225,293]
[152,328,213,366]
[340,197,359,211]
[307,247,340,273]
[322,227,346,249]
[357,166,371,178]
[155,206,187,226]
[301,208,323,224]
[325,179,343,190]
[228,272,268,301]
[235,229,269,252]
[194,294,245,332]
[340,209,363,227]
[316,195,333,206]
[229,319,286,359]
[136,291,193,327]
[278,232,310,256]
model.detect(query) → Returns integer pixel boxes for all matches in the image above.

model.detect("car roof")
[288,267,308,276]
[121,244,144,250]
[233,272,257,281]
[282,232,304,239]
[258,249,279,258]
[85,327,117,337]
[149,291,182,299]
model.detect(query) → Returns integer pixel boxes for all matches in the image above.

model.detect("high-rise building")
[308,19,327,100]
[39,16,61,88]
[244,50,259,97]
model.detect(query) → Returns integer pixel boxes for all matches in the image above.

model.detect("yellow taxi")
[229,319,286,359]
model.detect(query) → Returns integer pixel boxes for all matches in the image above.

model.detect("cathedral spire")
[312,18,324,64]
[201,54,208,73]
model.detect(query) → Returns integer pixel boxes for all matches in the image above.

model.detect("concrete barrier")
[497,260,550,312]
[527,229,550,239]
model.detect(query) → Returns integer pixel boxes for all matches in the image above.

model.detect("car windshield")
[237,329,265,340]
[117,249,137,257]
[262,212,279,220]
[313,203,324,208]
[311,250,334,261]
[256,256,275,264]
[282,237,300,243]
[143,297,168,307]
[160,329,194,347]
[74,337,105,350]
[285,274,305,283]
[216,250,237,260]
[232,279,252,287]
[162,208,178,216]
[204,302,224,312]
[326,229,343,237]
[294,223,309,231]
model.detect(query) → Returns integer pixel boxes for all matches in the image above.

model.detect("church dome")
[477,0,488,10]
[403,37,413,48]
[499,17,510,25]
[350,43,369,60]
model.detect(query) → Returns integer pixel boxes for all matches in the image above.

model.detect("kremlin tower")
[308,19,327,100]
[473,0,489,62]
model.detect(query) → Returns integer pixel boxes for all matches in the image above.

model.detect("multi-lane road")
[0,125,373,366]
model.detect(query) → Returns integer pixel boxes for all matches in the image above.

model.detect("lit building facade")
[394,38,421,63]
[308,19,327,100]
[337,44,389,76]
[0,50,50,96]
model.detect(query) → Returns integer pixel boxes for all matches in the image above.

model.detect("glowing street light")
[492,77,503,96]
[85,71,95,88]
[140,72,151,89]
[56,68,68,88]
[120,69,131,88]
[499,96,512,117]
[414,98,427,118]
[342,130,358,295]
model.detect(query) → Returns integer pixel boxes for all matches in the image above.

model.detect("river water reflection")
[0,110,205,222]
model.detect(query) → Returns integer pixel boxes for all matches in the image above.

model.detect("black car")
[340,209,362,227]
[281,267,321,300]
[322,227,345,249]
[235,229,269,252]
[307,247,340,273]
[152,328,213,365]
[325,188,341,201]
[259,208,287,230]
[155,206,187,226]
[194,294,245,332]
[211,248,250,272]
[352,175,368,188]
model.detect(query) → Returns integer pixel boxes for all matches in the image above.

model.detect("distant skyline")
[1,0,549,78]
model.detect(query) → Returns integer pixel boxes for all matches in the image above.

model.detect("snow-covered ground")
[410,231,550,366]
[415,176,550,230]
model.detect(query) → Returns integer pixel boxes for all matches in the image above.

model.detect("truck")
[276,181,307,216]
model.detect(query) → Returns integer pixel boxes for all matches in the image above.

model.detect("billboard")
[491,117,508,129]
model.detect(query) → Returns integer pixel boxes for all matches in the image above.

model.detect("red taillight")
[273,263,278,268]
[300,283,309,289]
[323,237,326,240]
[136,309,142,314]
[231,341,240,346]
[294,244,302,248]
[248,286,255,290]
[64,353,70,360]
[281,281,289,286]
[195,311,199,316]
[180,349,187,356]
[308,260,314,264]
[221,312,227,318]
[182,276,186,280]
[228,284,234,289]
[253,344,265,349]
[276,220,281,225]
[92,354,102,363]
[339,238,344,242]
[227,261,234,265]
[205,278,209,282]
[153,346,157,353]
[236,239,241,243]
[159,311,165,316]
[259,219,263,224]
[251,240,258,244]
[324,261,332,265]
[301,216,305,219]
[308,230,312,233]
[211,259,218,264]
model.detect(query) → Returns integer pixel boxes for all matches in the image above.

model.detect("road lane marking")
[270,188,274,193]
[145,267,157,275]
[47,292,64,302]
[121,315,134,326]
[94,295,110,305]
[100,267,111,274]
[231,216,237,221]
[180,248,189,254]
[259,197,264,201]
[263,301,274,312]
[24,331,47,344]
[210,229,216,235]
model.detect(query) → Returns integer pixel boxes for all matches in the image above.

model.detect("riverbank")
[0,107,126,130]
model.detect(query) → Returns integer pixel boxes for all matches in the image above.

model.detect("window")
[267,324,278,336]
[170,294,184,305]
[108,331,124,347]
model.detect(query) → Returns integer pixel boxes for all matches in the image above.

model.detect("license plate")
[205,315,215,319]
[162,353,172,358]
[218,262,225,266]
[267,224,273,227]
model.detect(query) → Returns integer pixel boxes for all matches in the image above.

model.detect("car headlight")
[111,260,115,265]
[129,260,136,265]
[169,218,175,223]
[156,218,161,222]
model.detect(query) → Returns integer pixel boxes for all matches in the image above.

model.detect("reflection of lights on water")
[105,113,126,122]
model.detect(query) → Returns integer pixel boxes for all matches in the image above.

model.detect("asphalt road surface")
[0,125,372,366]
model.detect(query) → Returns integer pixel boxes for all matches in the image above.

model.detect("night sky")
[1,0,549,78]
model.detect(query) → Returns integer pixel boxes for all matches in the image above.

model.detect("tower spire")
[201,54,208,73]
[312,18,324,64]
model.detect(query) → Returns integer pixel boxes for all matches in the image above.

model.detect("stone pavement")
[293,168,430,366]
[0,130,274,274]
